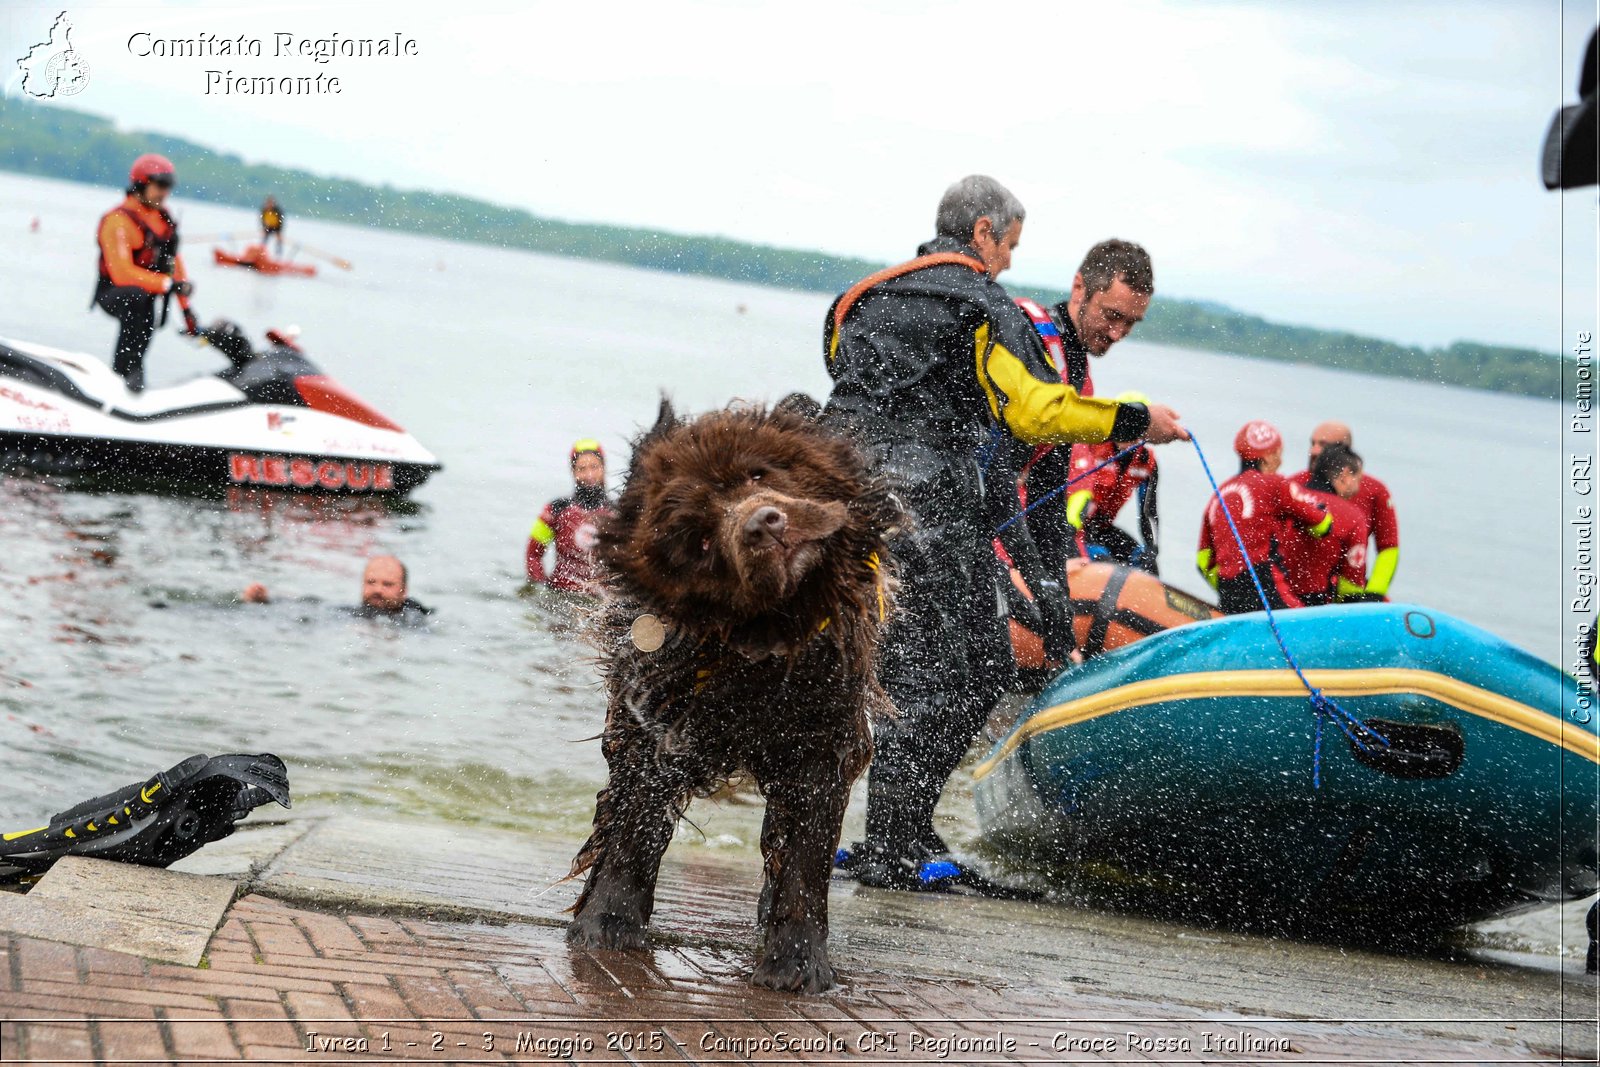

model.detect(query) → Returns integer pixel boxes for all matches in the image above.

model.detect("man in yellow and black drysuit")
[823,175,1187,893]
[260,196,285,253]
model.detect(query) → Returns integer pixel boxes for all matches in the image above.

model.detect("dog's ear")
[645,396,678,442]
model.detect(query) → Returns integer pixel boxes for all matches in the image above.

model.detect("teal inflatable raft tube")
[973,603,1599,936]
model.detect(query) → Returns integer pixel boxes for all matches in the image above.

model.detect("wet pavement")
[0,814,1594,1063]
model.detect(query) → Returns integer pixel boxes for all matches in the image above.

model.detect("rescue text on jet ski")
[0,321,440,496]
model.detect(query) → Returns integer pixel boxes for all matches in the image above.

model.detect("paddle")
[294,242,353,270]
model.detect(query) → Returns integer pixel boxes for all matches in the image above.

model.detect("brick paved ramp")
[0,815,1593,1063]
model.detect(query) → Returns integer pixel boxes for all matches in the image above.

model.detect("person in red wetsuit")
[526,439,614,594]
[1280,444,1369,606]
[1290,421,1399,599]
[93,153,201,392]
[1064,390,1161,574]
[1197,420,1331,614]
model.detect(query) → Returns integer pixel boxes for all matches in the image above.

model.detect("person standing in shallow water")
[526,440,615,595]
[1196,421,1330,614]
[1289,421,1400,600]
[822,175,1188,893]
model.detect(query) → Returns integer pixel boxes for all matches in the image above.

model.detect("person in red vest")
[1063,390,1161,574]
[1290,421,1400,599]
[1197,420,1331,614]
[93,154,199,392]
[1281,444,1369,605]
[526,439,615,594]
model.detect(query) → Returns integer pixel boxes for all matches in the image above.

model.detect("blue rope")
[1187,433,1389,788]
[976,424,1005,475]
[994,440,1146,535]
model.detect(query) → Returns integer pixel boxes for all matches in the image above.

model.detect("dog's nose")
[743,505,787,545]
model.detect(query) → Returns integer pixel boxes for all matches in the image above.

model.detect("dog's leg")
[751,754,861,994]
[567,745,680,952]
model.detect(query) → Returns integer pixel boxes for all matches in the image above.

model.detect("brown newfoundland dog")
[565,399,900,993]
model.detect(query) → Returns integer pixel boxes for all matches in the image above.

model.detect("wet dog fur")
[565,399,900,993]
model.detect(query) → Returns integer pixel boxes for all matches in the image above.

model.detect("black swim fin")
[0,753,290,884]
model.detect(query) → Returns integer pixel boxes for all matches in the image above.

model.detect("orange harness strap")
[831,252,986,335]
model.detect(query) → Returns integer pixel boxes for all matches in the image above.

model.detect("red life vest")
[96,202,179,282]
[1014,297,1096,483]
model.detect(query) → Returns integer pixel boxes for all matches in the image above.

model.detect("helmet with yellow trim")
[570,438,605,468]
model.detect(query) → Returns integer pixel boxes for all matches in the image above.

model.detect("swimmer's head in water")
[362,555,407,613]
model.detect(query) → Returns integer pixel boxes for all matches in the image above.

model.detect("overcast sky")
[3,0,1595,352]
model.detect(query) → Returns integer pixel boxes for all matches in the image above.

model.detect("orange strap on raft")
[831,252,987,335]
[1069,564,1219,658]
[1010,562,1222,671]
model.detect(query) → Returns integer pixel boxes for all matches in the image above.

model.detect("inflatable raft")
[975,603,1599,937]
[213,245,316,277]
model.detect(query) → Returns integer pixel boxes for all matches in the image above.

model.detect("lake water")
[0,171,1579,956]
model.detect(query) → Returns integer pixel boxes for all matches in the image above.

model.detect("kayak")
[213,245,316,277]
[974,602,1599,939]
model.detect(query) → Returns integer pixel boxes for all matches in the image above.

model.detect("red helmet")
[1234,420,1283,461]
[129,154,176,187]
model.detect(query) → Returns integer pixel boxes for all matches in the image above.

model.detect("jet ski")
[0,753,290,884]
[0,322,440,496]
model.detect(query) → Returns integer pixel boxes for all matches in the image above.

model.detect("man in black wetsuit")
[356,556,430,620]
[242,555,430,623]
[823,177,1186,891]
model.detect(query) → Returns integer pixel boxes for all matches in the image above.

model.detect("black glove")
[1034,578,1076,664]
[181,308,201,336]
[172,280,195,298]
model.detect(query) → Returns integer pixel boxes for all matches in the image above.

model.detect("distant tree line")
[0,96,1565,399]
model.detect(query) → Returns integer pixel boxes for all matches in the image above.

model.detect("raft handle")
[1348,719,1464,780]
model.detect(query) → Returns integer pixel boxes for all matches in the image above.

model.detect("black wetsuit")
[822,236,1147,877]
[92,202,181,393]
[352,598,432,626]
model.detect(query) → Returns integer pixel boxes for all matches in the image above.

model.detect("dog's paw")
[751,943,836,994]
[566,912,647,952]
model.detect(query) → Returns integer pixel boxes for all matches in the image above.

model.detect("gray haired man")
[823,176,1185,893]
